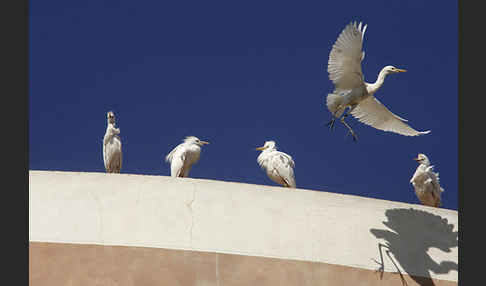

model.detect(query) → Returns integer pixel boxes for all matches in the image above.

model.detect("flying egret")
[326,21,430,140]
[165,136,209,178]
[410,153,444,207]
[103,111,122,173]
[256,140,296,188]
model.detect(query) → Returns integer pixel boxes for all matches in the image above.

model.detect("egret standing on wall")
[326,21,430,140]
[410,153,444,207]
[165,136,210,178]
[256,140,296,188]
[103,111,122,173]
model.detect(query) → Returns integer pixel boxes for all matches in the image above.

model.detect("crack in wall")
[186,184,196,248]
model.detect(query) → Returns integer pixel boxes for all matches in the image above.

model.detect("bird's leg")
[325,106,344,131]
[372,243,386,280]
[341,107,358,141]
[385,249,408,286]
[177,169,185,178]
[372,243,408,286]
[326,116,336,131]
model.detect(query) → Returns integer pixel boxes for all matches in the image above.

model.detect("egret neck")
[366,67,389,95]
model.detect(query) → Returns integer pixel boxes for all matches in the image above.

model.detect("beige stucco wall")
[29,170,458,284]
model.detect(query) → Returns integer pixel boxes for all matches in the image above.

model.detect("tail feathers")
[326,93,345,118]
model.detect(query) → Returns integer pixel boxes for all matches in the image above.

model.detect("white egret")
[256,140,296,188]
[410,153,443,207]
[326,21,430,140]
[103,111,122,173]
[165,136,209,178]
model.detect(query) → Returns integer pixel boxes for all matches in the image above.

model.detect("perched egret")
[103,111,122,173]
[410,153,444,207]
[165,136,209,178]
[326,21,430,140]
[256,140,296,188]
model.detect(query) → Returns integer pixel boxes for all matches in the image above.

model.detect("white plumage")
[326,21,430,140]
[256,140,296,188]
[410,153,444,207]
[165,136,209,178]
[103,111,122,173]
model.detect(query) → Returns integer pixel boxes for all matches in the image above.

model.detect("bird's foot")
[344,129,358,141]
[372,259,385,280]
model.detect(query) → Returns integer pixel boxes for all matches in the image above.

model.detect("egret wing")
[117,143,122,172]
[171,150,186,177]
[424,169,443,206]
[166,144,186,177]
[103,134,122,172]
[426,166,444,194]
[350,95,431,136]
[103,144,108,170]
[328,21,367,90]
[271,152,296,188]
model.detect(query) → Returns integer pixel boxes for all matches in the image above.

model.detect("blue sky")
[29,0,458,210]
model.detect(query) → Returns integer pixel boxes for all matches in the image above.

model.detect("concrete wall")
[29,170,458,285]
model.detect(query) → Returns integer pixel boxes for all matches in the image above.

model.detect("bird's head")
[184,136,210,146]
[256,140,276,151]
[107,111,116,124]
[383,65,407,75]
[413,153,430,166]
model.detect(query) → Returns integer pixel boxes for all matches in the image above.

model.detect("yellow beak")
[256,146,267,151]
[396,68,407,73]
[413,157,419,161]
[200,140,210,145]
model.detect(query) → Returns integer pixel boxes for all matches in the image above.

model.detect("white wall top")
[29,170,458,282]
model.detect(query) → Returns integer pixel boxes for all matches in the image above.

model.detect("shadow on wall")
[370,208,458,286]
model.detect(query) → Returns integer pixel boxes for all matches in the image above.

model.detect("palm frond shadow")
[370,208,458,286]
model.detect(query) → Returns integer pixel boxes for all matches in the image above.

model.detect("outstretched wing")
[350,95,431,136]
[328,21,367,91]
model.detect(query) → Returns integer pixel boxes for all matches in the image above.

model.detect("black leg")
[372,243,408,286]
[385,249,408,286]
[341,106,358,141]
[326,117,336,131]
[341,117,358,141]
[372,243,386,280]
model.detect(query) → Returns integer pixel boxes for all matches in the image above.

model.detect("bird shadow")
[369,208,458,286]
